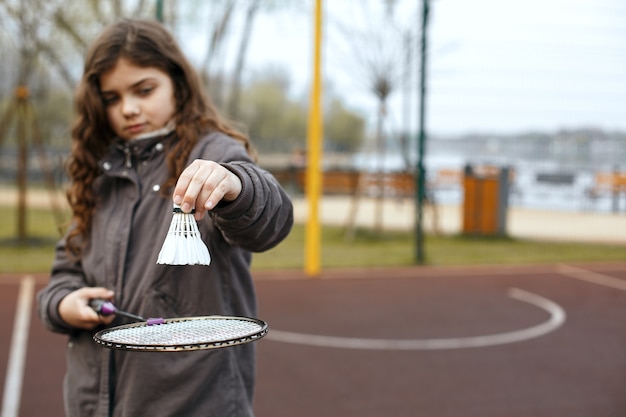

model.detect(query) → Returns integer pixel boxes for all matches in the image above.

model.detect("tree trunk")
[227,0,260,120]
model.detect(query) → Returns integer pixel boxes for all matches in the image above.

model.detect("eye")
[101,95,119,106]
[137,86,154,96]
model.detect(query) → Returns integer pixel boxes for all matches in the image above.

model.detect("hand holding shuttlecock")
[157,204,211,265]
[157,159,242,266]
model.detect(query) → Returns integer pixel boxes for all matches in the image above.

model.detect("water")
[351,152,626,214]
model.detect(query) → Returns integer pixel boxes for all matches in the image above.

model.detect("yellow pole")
[305,0,323,277]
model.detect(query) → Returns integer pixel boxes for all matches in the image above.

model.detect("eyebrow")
[100,77,157,95]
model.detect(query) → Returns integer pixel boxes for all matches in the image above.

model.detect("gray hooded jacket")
[37,131,293,417]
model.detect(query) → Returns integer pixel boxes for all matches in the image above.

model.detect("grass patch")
[0,206,624,274]
[0,206,68,274]
[251,225,626,270]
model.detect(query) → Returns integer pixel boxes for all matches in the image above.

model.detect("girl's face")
[99,58,176,141]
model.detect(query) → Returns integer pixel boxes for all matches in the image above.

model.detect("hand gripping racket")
[89,299,268,352]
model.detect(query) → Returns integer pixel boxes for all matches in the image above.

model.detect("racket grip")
[89,299,145,322]
[89,299,117,315]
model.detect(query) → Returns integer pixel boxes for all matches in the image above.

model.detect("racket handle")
[89,299,117,315]
[89,299,145,322]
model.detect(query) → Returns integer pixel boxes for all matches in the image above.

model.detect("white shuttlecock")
[157,204,211,266]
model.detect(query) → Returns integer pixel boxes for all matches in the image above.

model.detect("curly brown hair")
[65,18,254,256]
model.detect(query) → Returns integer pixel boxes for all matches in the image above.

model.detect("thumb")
[82,287,115,302]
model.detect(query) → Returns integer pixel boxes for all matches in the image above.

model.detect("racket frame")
[93,315,268,352]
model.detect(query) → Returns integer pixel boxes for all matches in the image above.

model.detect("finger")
[194,207,207,221]
[95,313,116,326]
[174,161,218,213]
[199,169,243,214]
[196,169,230,212]
[78,288,114,324]
[173,161,203,211]
[82,287,115,302]
[60,288,114,330]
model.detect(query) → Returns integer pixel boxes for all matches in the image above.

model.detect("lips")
[126,123,146,134]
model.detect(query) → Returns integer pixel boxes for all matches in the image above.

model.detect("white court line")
[266,287,566,350]
[557,264,626,292]
[1,276,35,417]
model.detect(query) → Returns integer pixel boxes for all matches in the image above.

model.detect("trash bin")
[462,164,510,236]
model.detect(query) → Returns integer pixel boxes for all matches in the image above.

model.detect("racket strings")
[96,318,266,351]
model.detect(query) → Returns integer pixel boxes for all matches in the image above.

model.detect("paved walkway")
[1,186,625,245]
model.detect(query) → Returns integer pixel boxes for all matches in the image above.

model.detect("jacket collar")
[99,130,178,173]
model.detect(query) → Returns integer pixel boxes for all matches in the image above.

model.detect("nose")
[121,97,140,118]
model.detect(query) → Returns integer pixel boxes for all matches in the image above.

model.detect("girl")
[37,18,293,417]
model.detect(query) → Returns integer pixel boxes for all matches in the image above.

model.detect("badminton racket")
[89,299,268,352]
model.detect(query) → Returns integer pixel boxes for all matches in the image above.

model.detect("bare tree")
[199,0,236,108]
[331,0,419,236]
[227,0,261,120]
[196,0,293,119]
[0,0,165,93]
[0,0,69,241]
[0,0,160,242]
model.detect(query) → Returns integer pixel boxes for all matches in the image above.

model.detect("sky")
[180,0,626,137]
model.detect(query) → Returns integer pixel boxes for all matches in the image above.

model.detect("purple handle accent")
[90,299,147,322]
[100,301,117,316]
[147,318,165,326]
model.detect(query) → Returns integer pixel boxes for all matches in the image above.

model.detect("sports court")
[2,262,626,417]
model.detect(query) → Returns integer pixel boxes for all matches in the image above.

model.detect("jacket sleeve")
[37,234,88,334]
[195,133,294,252]
[211,160,294,252]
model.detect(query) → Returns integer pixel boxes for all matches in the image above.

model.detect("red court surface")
[2,263,626,416]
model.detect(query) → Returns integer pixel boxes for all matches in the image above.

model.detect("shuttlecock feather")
[157,204,211,265]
